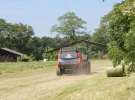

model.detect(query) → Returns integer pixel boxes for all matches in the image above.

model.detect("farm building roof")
[0,48,24,56]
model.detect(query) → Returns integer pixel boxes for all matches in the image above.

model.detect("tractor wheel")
[56,68,63,76]
[85,61,91,74]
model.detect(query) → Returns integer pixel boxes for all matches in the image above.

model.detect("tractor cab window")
[60,51,77,59]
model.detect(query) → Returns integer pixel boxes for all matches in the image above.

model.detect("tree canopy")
[51,12,87,40]
[96,0,135,73]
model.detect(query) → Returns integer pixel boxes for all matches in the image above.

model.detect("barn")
[0,48,24,62]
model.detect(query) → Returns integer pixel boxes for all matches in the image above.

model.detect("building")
[0,48,24,62]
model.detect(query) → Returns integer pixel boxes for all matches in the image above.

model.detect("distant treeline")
[0,19,108,60]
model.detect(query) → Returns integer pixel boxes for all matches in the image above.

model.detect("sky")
[0,0,122,37]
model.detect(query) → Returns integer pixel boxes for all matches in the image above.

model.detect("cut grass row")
[0,59,111,75]
[47,73,135,100]
[0,61,56,75]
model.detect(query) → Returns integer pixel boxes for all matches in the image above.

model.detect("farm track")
[0,60,112,100]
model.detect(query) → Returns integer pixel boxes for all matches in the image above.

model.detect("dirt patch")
[0,60,112,100]
[0,71,93,100]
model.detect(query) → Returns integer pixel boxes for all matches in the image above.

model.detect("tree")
[0,18,35,56]
[51,12,87,40]
[30,37,44,60]
[98,0,135,73]
[11,23,34,55]
[90,14,110,59]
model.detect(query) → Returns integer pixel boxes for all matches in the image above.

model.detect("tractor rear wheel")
[56,68,63,76]
[85,61,91,74]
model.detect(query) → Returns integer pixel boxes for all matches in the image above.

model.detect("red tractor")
[56,47,91,75]
[45,40,105,76]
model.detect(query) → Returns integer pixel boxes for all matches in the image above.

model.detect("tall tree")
[97,0,135,73]
[0,19,34,55]
[51,12,87,40]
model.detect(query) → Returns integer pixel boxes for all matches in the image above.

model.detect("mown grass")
[1,60,135,100]
[45,60,135,100]
[0,61,56,75]
[47,73,135,100]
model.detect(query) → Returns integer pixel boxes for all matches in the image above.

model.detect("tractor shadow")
[63,71,98,76]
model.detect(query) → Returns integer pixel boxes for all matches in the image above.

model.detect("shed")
[0,48,24,62]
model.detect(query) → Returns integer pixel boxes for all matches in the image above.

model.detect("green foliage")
[43,47,57,61]
[21,56,30,62]
[0,19,46,61]
[51,12,87,40]
[0,61,56,75]
[51,12,105,58]
[125,21,135,72]
[0,13,104,61]
[97,0,135,73]
[30,37,44,60]
[91,15,110,58]
[0,20,34,54]
[108,42,125,67]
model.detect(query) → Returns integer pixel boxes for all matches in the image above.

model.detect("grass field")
[0,60,135,100]
[0,61,56,75]
[47,72,135,100]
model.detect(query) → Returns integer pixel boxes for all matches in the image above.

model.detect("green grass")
[1,60,135,100]
[0,61,56,75]
[47,73,135,100]
[45,59,135,100]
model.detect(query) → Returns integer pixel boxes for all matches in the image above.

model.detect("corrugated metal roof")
[1,48,24,56]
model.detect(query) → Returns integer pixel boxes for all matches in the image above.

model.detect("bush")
[21,56,30,62]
